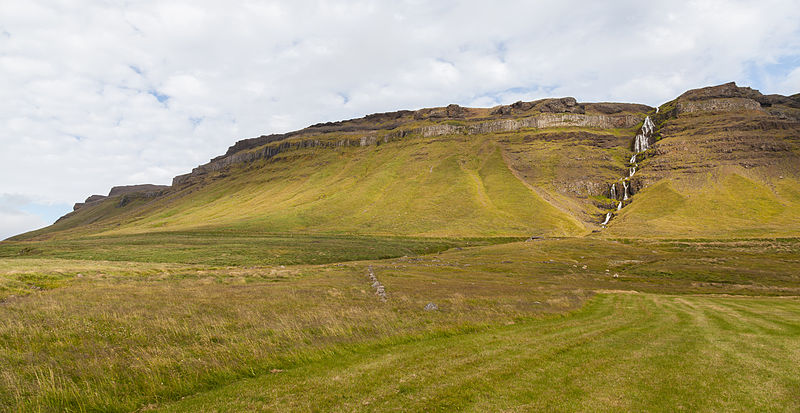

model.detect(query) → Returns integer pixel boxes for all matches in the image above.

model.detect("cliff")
[628,82,800,193]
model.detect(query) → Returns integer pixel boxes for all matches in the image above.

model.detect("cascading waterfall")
[633,116,654,153]
[600,114,656,227]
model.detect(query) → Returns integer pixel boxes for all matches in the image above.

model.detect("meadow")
[1,236,798,411]
[0,232,513,268]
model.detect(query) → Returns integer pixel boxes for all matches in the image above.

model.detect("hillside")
[604,82,800,237]
[7,82,800,242]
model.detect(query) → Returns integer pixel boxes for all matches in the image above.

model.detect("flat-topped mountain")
[9,82,800,241]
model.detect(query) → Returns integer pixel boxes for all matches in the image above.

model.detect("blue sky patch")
[20,202,72,226]
[148,89,169,103]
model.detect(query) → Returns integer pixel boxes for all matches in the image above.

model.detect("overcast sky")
[1,0,800,239]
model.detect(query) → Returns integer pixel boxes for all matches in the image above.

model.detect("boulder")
[538,97,585,114]
[445,104,467,118]
[424,302,438,311]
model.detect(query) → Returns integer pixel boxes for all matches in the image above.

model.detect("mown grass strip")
[159,293,800,412]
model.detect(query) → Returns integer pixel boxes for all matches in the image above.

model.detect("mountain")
[9,82,800,241]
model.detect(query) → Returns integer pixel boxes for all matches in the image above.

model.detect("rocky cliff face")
[675,98,763,114]
[631,82,800,192]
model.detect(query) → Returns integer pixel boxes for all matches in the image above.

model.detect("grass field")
[162,293,800,412]
[0,232,515,268]
[1,237,798,411]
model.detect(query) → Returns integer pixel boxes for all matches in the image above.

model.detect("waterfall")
[599,113,656,227]
[633,133,646,153]
[634,116,655,153]
[642,116,655,136]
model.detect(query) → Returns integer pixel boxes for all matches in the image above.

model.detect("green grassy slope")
[9,194,154,240]
[113,138,586,237]
[604,173,800,238]
[17,133,611,241]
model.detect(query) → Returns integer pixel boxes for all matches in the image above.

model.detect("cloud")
[0,0,799,237]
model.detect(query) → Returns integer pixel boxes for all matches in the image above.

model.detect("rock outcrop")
[73,194,107,211]
[668,82,800,116]
[491,97,587,116]
[72,184,170,211]
[108,184,169,197]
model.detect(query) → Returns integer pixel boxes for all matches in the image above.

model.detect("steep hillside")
[602,83,800,238]
[12,99,649,240]
[8,83,800,242]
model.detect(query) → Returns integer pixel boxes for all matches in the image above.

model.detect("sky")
[1,0,800,240]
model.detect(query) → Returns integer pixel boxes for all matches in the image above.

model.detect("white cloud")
[776,66,800,95]
[0,0,799,237]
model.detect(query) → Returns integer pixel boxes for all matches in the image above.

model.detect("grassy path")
[160,293,800,412]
